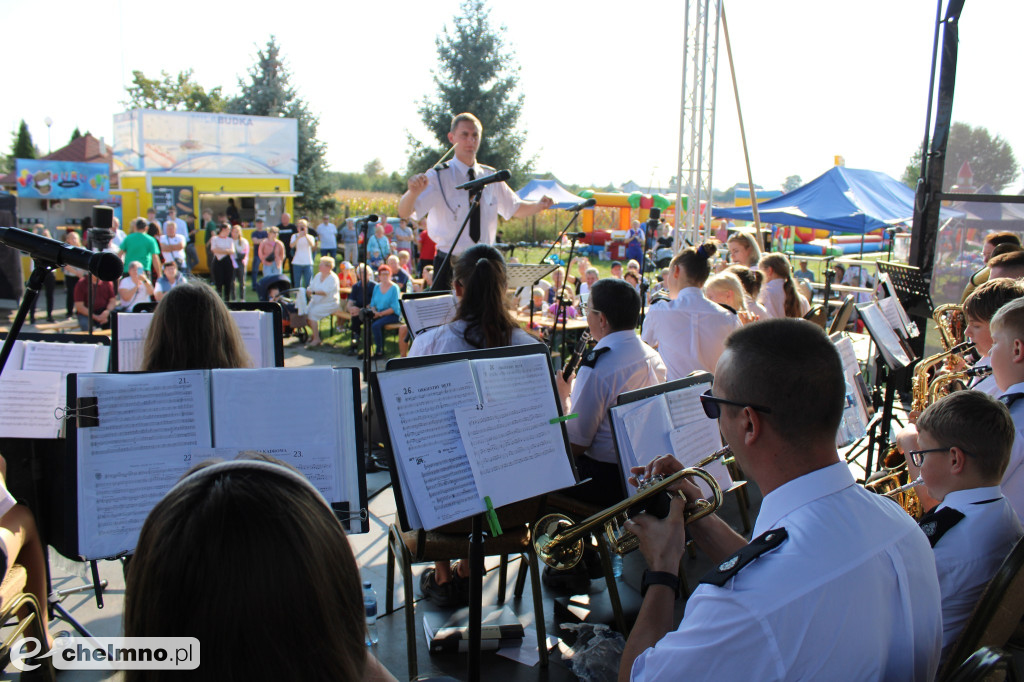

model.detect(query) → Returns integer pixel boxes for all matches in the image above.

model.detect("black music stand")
[876,260,933,359]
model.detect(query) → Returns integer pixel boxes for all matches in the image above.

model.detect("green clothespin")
[550,413,578,424]
[483,496,502,536]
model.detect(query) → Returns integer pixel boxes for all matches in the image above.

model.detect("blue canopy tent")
[516,178,583,209]
[714,166,963,234]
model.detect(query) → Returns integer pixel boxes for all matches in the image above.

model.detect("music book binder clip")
[483,497,502,537]
[56,397,100,428]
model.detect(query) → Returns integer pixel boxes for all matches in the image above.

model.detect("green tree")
[4,120,38,171]
[228,36,333,214]
[364,158,384,178]
[70,127,83,142]
[783,175,803,192]
[901,122,1019,191]
[409,0,532,185]
[123,69,227,112]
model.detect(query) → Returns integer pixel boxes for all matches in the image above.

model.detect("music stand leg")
[0,265,53,375]
[467,514,484,682]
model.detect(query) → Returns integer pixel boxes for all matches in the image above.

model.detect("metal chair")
[943,646,1015,682]
[803,304,827,329]
[0,564,53,680]
[827,294,856,334]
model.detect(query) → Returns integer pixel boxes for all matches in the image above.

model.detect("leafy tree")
[228,37,333,214]
[70,127,83,142]
[783,175,803,192]
[123,69,227,112]
[901,122,1018,191]
[409,0,533,185]
[4,120,38,171]
[364,158,384,178]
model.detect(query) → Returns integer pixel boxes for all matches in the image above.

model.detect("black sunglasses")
[700,388,773,420]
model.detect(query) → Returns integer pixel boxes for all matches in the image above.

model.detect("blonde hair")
[727,232,762,266]
[990,297,1024,341]
[451,112,483,133]
[705,272,747,311]
[319,255,336,270]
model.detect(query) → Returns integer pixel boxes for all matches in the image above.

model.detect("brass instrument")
[933,304,966,352]
[866,465,924,519]
[533,447,728,570]
[561,331,593,381]
[927,364,993,405]
[910,341,974,412]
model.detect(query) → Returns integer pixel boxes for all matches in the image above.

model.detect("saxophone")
[910,341,974,412]
[933,304,966,352]
[927,365,993,405]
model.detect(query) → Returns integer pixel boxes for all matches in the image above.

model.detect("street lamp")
[44,117,52,154]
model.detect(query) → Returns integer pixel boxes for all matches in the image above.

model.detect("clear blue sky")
[4,0,1022,192]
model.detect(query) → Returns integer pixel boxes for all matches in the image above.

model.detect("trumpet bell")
[532,513,584,571]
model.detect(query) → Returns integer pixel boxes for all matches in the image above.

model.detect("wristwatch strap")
[641,569,680,597]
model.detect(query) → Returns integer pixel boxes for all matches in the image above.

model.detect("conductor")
[398,112,553,290]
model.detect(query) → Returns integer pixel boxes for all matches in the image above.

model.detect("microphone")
[565,232,587,241]
[564,198,597,212]
[0,227,123,281]
[357,214,379,232]
[456,169,510,192]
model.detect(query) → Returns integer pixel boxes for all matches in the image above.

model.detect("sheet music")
[664,383,730,495]
[209,367,348,503]
[376,361,485,529]
[620,397,674,471]
[858,302,912,369]
[0,341,25,377]
[115,312,153,371]
[472,353,553,406]
[0,370,61,438]
[877,297,908,338]
[877,273,914,334]
[455,400,574,509]
[404,295,457,336]
[229,311,267,368]
[76,370,211,559]
[22,341,108,412]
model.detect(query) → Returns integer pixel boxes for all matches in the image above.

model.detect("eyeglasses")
[699,388,773,420]
[580,302,602,317]
[907,446,971,467]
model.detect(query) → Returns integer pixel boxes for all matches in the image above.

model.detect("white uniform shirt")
[567,330,667,464]
[998,381,1024,518]
[640,287,738,380]
[970,355,998,396]
[759,278,811,319]
[746,295,769,321]
[631,462,942,682]
[409,318,539,357]
[411,157,521,255]
[929,486,1022,652]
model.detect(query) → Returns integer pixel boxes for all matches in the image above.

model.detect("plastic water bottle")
[612,554,624,579]
[363,581,379,646]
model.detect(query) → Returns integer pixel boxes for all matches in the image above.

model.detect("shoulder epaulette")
[699,528,788,587]
[918,507,965,547]
[580,346,610,369]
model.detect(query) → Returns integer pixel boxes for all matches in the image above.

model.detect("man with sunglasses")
[619,319,942,681]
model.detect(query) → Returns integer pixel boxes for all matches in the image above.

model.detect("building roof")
[0,133,115,187]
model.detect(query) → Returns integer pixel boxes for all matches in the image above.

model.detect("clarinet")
[561,331,593,381]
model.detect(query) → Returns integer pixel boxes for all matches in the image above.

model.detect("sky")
[4,0,1022,193]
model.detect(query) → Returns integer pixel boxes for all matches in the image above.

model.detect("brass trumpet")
[532,447,729,570]
[866,465,924,519]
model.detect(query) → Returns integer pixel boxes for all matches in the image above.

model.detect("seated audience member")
[141,282,252,371]
[610,261,624,279]
[988,249,1024,280]
[116,260,155,311]
[519,287,548,316]
[124,454,397,682]
[641,244,738,380]
[579,267,599,299]
[337,260,357,289]
[545,267,567,305]
[306,256,341,349]
[962,231,1022,302]
[154,260,188,302]
[727,231,761,267]
[912,391,1023,654]
[556,278,666,508]
[985,297,1024,518]
[368,265,401,358]
[74,272,118,330]
[727,264,769,320]
[624,270,641,291]
[387,254,410,291]
[547,297,579,321]
[419,265,435,291]
[620,319,941,681]
[409,244,540,605]
[397,250,413,274]
[346,264,377,354]
[758,253,810,318]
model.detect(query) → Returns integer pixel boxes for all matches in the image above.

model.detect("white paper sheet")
[858,302,912,369]
[22,341,108,414]
[403,294,457,337]
[0,370,62,438]
[75,370,211,559]
[472,353,553,407]
[229,311,269,368]
[620,397,674,471]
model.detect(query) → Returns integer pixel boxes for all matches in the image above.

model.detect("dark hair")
[124,455,366,682]
[218,222,231,235]
[142,282,251,371]
[727,264,764,298]
[759,253,802,318]
[147,221,161,238]
[720,319,844,446]
[669,243,716,286]
[988,249,1024,275]
[964,278,1024,323]
[452,244,522,348]
[991,243,1022,259]
[917,391,1014,481]
[985,231,1021,248]
[590,278,641,331]
[134,218,148,232]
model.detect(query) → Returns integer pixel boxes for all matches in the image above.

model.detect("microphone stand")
[557,233,582,363]
[429,189,482,292]
[0,263,56,375]
[535,210,584,355]
[358,217,382,472]
[637,212,659,329]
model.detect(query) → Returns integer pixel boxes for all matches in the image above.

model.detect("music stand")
[827,295,856,335]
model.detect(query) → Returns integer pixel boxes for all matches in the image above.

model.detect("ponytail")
[670,242,716,286]
[452,244,521,348]
[759,253,802,318]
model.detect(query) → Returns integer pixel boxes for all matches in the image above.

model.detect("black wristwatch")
[641,569,680,597]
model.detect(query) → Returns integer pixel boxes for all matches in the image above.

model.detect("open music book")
[112,309,279,371]
[65,366,366,560]
[610,373,733,499]
[857,301,913,370]
[399,291,458,339]
[0,340,109,439]
[374,346,576,531]
[832,333,871,446]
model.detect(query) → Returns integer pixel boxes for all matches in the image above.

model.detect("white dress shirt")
[929,486,1022,652]
[970,355,998,396]
[998,381,1024,518]
[567,330,667,464]
[631,462,942,682]
[409,319,539,356]
[411,157,521,255]
[641,287,738,380]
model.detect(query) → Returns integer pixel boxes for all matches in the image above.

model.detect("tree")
[783,175,803,192]
[123,69,227,112]
[228,37,333,214]
[901,122,1019,191]
[4,120,38,171]
[408,0,532,185]
[70,127,82,142]
[364,158,384,178]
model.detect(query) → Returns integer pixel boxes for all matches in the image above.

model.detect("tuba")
[532,447,728,570]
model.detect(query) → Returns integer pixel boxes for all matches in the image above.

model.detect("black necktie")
[468,167,481,243]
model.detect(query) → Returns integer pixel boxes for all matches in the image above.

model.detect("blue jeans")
[293,264,313,288]
[320,248,337,259]
[262,263,281,278]
[371,313,400,354]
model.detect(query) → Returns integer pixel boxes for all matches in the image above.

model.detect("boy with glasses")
[911,390,1022,654]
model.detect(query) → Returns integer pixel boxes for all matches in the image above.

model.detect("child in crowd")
[913,391,1022,653]
[986,297,1024,518]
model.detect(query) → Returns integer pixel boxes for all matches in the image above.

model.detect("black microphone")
[456,169,510,192]
[357,214,380,232]
[564,198,597,212]
[566,232,587,241]
[0,227,123,281]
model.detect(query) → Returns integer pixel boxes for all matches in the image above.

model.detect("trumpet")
[866,466,924,519]
[532,447,729,570]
